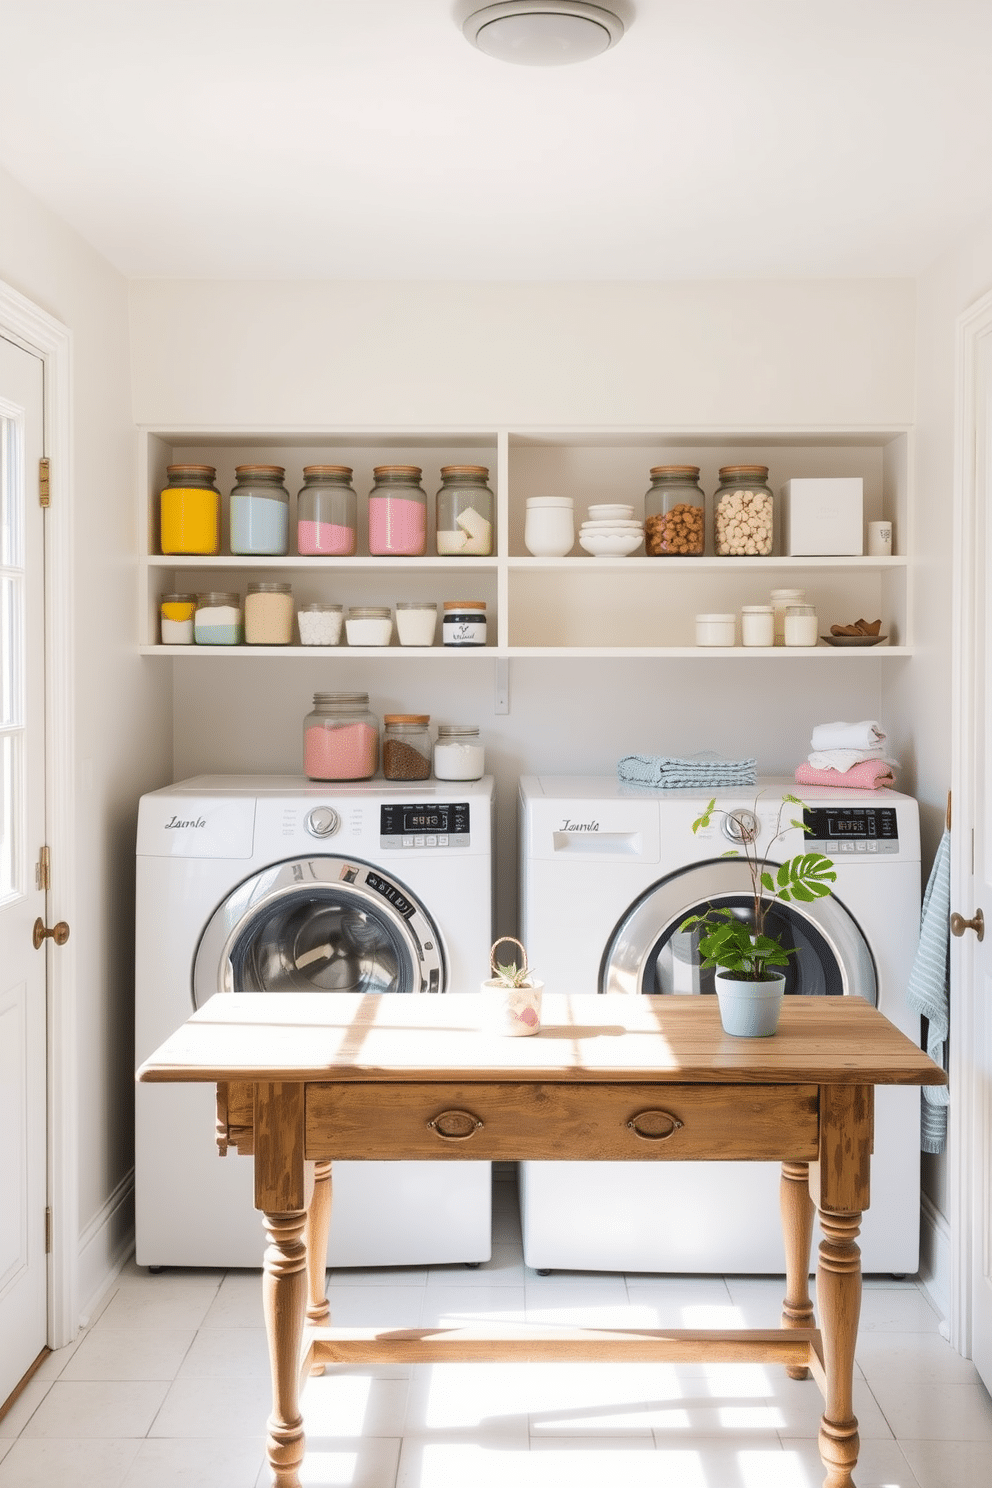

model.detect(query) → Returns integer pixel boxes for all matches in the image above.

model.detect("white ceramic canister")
[345,605,393,646]
[770,587,805,646]
[442,600,487,647]
[395,601,438,646]
[695,613,736,647]
[297,603,343,646]
[740,604,775,647]
[433,724,485,781]
[784,603,819,647]
[524,497,574,557]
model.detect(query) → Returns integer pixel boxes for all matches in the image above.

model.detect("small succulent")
[489,937,535,988]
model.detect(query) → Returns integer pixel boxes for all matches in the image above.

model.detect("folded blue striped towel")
[617,754,758,789]
[906,828,951,1154]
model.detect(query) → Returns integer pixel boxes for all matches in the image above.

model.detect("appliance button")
[415,835,426,848]
[438,835,449,846]
[403,835,414,847]
[425,835,438,847]
[304,806,341,838]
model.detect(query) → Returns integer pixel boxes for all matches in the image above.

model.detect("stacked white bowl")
[525,496,575,557]
[579,503,644,558]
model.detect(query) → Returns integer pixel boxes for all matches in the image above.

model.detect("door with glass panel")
[0,333,47,1404]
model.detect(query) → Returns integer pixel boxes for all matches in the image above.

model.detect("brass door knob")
[32,917,70,950]
[950,908,984,942]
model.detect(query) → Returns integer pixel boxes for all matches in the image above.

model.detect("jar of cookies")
[644,466,705,556]
[713,466,775,556]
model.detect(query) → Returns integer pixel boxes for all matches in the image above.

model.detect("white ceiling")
[2,0,992,282]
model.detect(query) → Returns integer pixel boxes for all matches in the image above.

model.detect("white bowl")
[587,506,635,521]
[579,530,644,557]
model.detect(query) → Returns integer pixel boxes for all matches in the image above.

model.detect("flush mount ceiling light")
[463,3,625,67]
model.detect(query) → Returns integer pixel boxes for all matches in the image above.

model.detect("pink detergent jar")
[296,465,357,556]
[367,465,427,556]
[303,692,380,781]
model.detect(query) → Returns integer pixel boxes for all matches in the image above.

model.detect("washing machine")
[518,774,922,1275]
[135,774,495,1269]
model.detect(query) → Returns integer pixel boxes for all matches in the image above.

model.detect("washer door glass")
[192,856,445,1009]
[600,858,876,1004]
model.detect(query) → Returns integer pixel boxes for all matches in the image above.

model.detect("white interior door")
[0,333,48,1404]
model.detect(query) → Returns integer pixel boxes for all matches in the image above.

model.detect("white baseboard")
[918,1190,951,1327]
[76,1170,135,1330]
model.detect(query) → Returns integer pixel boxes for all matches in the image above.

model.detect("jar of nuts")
[644,466,705,556]
[713,466,775,556]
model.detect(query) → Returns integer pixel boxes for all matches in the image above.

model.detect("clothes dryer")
[518,775,922,1274]
[135,775,494,1269]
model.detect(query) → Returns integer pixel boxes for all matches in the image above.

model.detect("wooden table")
[137,991,945,1488]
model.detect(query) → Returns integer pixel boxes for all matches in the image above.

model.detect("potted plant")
[482,936,543,1036]
[678,794,836,1037]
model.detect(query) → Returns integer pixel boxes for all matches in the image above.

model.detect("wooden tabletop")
[136,993,947,1088]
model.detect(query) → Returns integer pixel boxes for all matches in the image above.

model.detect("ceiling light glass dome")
[463,3,625,67]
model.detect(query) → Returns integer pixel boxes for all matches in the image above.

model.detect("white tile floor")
[2,1178,991,1487]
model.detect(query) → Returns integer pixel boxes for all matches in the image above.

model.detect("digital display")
[832,818,871,836]
[380,803,471,838]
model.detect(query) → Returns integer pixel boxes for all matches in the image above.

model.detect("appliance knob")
[723,809,759,845]
[305,806,341,838]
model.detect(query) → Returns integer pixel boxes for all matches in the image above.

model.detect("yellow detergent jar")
[160,464,221,555]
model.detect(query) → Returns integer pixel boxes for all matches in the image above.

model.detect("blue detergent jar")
[229,464,290,555]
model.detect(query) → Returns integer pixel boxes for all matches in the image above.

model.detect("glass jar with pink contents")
[368,465,427,556]
[296,465,357,556]
[303,692,379,781]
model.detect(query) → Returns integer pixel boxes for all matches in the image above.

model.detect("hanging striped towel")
[617,753,757,789]
[906,828,951,1154]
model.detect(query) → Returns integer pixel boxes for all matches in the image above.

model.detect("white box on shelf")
[780,477,864,556]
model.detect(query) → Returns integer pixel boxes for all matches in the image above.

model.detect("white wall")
[0,165,173,1311]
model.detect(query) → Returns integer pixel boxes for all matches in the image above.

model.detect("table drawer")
[304,1082,819,1161]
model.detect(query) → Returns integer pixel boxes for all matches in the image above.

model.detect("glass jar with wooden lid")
[644,466,705,556]
[435,465,494,556]
[713,465,775,556]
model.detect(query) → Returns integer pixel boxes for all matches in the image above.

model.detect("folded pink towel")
[795,760,895,790]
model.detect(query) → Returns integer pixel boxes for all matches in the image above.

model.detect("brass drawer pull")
[627,1110,684,1141]
[427,1109,485,1140]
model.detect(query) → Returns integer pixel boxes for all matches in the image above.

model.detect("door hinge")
[36,846,50,892]
[39,457,50,508]
[45,1207,52,1254]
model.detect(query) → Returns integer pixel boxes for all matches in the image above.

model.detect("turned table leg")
[304,1160,332,1375]
[780,1160,816,1380]
[262,1209,308,1488]
[816,1209,862,1488]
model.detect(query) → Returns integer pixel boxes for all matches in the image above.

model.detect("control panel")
[380,802,471,849]
[802,805,899,855]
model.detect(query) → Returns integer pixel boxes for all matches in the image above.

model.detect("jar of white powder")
[159,592,197,645]
[194,591,243,645]
[303,692,379,781]
[345,606,393,646]
[297,603,343,646]
[433,725,485,781]
[435,466,494,556]
[395,601,438,646]
[245,582,293,644]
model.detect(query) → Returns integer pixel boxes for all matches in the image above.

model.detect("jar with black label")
[303,692,379,781]
[383,715,432,781]
[442,600,487,647]
[368,465,427,556]
[713,465,775,556]
[435,465,494,555]
[644,466,705,556]
[296,465,357,555]
[229,465,290,555]
[160,465,221,555]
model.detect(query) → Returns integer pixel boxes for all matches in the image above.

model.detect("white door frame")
[0,277,76,1350]
[948,287,992,1358]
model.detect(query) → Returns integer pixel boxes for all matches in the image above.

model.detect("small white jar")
[395,601,438,646]
[524,497,574,557]
[345,605,393,646]
[297,603,343,646]
[770,587,805,646]
[695,613,736,647]
[784,603,819,647]
[442,600,487,647]
[740,604,775,647]
[433,725,485,781]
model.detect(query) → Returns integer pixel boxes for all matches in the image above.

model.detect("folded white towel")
[810,720,886,752]
[808,747,900,773]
